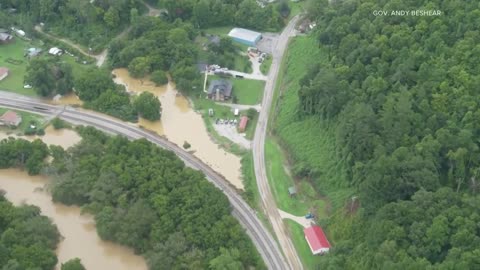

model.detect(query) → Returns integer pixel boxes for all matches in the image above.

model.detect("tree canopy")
[48,127,264,269]
[279,0,480,268]
[0,194,59,270]
[133,92,162,121]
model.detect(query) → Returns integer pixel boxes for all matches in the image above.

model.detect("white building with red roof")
[304,225,331,255]
[0,110,22,127]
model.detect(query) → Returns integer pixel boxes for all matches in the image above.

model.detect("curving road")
[0,92,288,270]
[253,16,304,270]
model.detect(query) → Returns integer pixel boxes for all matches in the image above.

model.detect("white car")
[23,84,33,89]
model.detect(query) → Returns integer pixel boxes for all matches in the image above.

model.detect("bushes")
[133,92,162,121]
[151,70,168,85]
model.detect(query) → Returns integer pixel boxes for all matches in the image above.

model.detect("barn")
[228,28,262,46]
[304,225,331,255]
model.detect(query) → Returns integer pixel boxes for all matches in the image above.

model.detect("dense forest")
[274,0,480,268]
[155,0,285,30]
[48,127,264,269]
[0,195,59,269]
[0,138,60,269]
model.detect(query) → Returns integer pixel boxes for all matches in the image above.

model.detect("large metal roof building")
[228,28,262,46]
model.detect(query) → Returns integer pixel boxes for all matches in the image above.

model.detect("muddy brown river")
[0,130,148,270]
[112,68,244,189]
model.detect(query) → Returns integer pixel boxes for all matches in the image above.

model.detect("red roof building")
[304,225,331,255]
[0,67,9,81]
[0,110,22,127]
[238,116,248,132]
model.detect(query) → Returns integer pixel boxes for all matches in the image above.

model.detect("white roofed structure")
[228,28,262,46]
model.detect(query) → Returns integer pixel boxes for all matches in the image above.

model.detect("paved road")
[0,92,289,270]
[253,16,304,270]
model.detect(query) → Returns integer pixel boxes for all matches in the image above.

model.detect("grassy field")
[0,37,93,97]
[260,56,272,75]
[265,138,327,217]
[0,108,46,133]
[234,54,252,73]
[266,35,354,269]
[0,39,36,96]
[208,75,264,105]
[285,220,324,268]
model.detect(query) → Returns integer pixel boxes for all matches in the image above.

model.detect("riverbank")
[0,169,148,270]
[112,68,244,190]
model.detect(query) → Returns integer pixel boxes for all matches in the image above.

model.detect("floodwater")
[0,126,81,149]
[112,68,244,190]
[0,169,148,270]
[49,93,84,106]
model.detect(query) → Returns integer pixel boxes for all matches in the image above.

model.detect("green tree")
[151,70,168,86]
[75,68,116,101]
[104,7,120,29]
[209,248,243,270]
[61,258,86,270]
[133,92,162,121]
[128,57,151,78]
[25,58,56,97]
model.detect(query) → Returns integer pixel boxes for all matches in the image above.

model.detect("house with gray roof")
[207,80,233,101]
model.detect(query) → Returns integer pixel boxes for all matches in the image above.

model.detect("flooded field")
[49,93,84,106]
[112,68,244,189]
[0,125,81,149]
[0,169,148,270]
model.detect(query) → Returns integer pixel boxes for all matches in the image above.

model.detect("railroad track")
[0,97,288,270]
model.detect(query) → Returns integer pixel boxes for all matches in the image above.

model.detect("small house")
[0,67,9,81]
[0,33,13,44]
[48,47,63,56]
[304,225,331,255]
[238,116,249,132]
[208,80,233,101]
[0,110,22,127]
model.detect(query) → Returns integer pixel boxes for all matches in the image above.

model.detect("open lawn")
[285,220,324,269]
[203,26,232,37]
[0,107,46,133]
[0,39,36,96]
[265,138,327,217]
[208,75,264,105]
[234,54,252,73]
[0,37,94,97]
[260,56,272,75]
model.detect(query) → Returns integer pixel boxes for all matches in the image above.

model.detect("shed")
[48,47,63,56]
[0,110,22,127]
[208,80,233,101]
[0,67,9,81]
[228,28,262,46]
[288,186,297,197]
[26,48,42,58]
[0,33,13,44]
[238,116,249,132]
[304,225,331,255]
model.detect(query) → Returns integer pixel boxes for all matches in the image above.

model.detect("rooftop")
[304,225,331,254]
[228,28,262,42]
[0,67,9,76]
[208,80,233,97]
[0,110,21,124]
